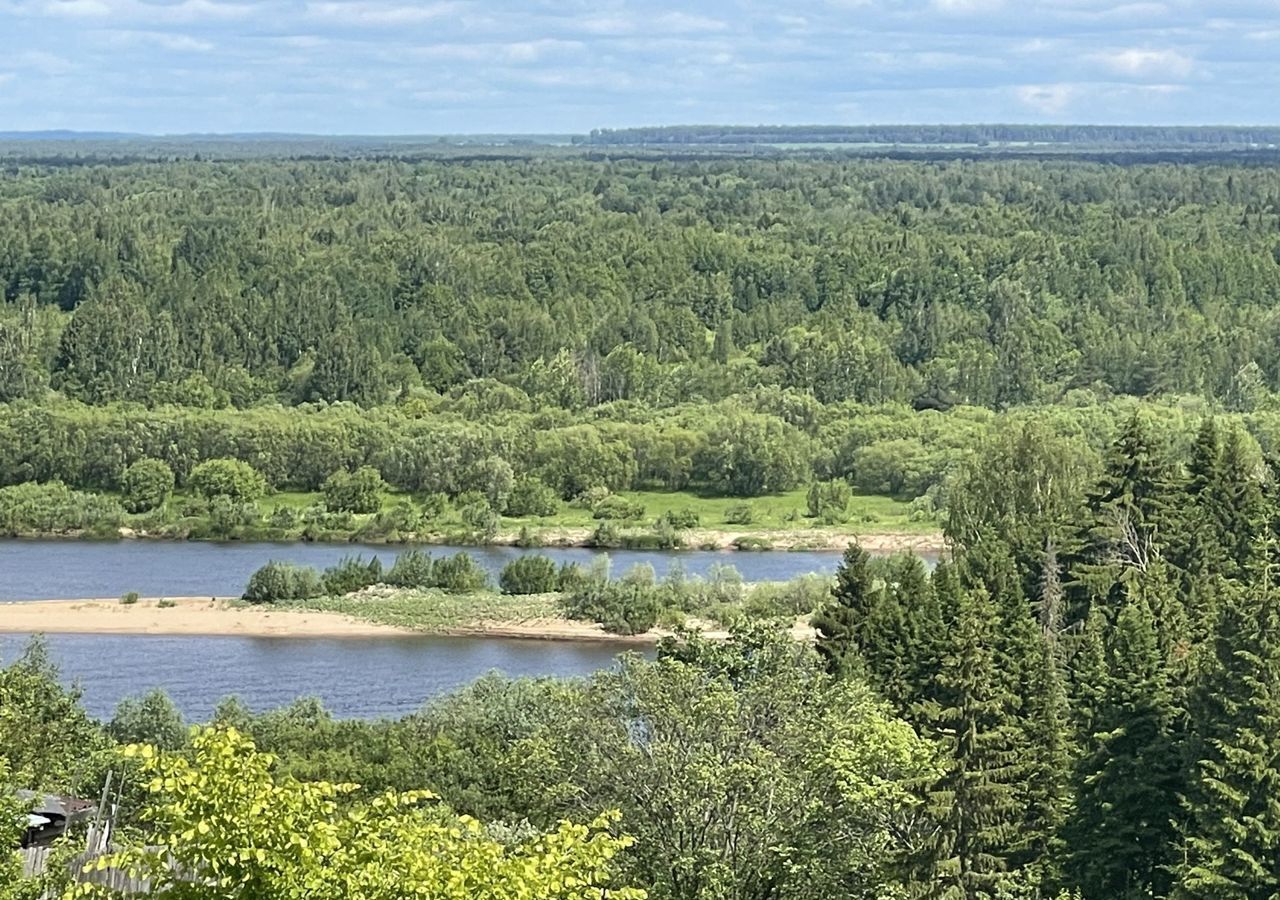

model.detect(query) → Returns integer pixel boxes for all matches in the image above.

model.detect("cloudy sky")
[0,0,1276,134]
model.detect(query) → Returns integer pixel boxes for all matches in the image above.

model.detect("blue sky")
[0,0,1276,134]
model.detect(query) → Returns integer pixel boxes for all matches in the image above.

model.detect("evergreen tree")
[1020,541,1071,886]
[1176,561,1280,899]
[1063,593,1183,900]
[914,585,1027,898]
[1216,428,1266,578]
[1073,414,1178,610]
[813,543,880,679]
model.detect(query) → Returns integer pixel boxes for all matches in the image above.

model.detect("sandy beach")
[0,598,423,639]
[0,597,676,642]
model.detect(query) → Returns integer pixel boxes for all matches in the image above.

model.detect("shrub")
[156,598,176,609]
[723,504,754,525]
[268,506,298,530]
[744,575,832,619]
[464,456,514,513]
[120,592,139,605]
[189,459,268,503]
[197,497,260,539]
[460,500,500,539]
[732,536,774,552]
[556,562,589,592]
[560,577,660,636]
[417,492,448,520]
[433,552,490,593]
[514,525,544,548]
[586,522,622,548]
[120,459,175,513]
[243,561,324,604]
[0,482,125,536]
[499,555,559,594]
[806,479,853,524]
[505,476,560,517]
[322,555,384,596]
[660,508,700,529]
[386,550,435,588]
[570,486,612,510]
[322,466,386,514]
[592,495,646,521]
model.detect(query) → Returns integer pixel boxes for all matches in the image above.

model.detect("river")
[0,539,936,720]
[0,631,634,722]
[0,539,937,602]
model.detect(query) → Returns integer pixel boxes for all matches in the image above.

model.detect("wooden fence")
[21,846,154,894]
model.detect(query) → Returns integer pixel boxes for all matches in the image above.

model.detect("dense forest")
[5,155,1280,540]
[5,150,1280,896]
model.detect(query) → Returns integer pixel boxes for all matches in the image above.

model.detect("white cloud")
[1015,82,1078,114]
[932,0,1005,13]
[42,0,112,17]
[1095,47,1193,79]
[305,1,459,26]
[106,29,216,51]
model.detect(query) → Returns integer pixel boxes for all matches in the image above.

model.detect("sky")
[0,0,1277,134]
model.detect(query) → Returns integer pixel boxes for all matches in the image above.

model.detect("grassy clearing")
[122,486,934,544]
[505,487,932,535]
[284,587,558,631]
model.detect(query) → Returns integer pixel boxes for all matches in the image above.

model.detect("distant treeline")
[581,124,1280,146]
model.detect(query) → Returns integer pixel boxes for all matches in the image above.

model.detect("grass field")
[250,487,930,534]
[285,587,558,631]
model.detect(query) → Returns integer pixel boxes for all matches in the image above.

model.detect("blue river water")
[0,539,937,720]
[0,539,938,602]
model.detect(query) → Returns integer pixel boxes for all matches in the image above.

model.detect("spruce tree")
[813,542,880,679]
[1020,541,1072,886]
[1216,427,1266,578]
[1176,564,1280,898]
[1063,593,1183,900]
[915,585,1027,899]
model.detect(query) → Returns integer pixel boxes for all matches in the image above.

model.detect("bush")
[460,500,500,539]
[189,459,268,503]
[322,466,386,514]
[417,492,448,520]
[723,504,754,525]
[268,506,298,530]
[120,592,139,605]
[0,481,125,536]
[120,459,175,513]
[570,486,612,510]
[499,555,559,594]
[322,555,384,596]
[744,575,832,619]
[586,522,622,548]
[560,577,660,636]
[806,479,853,524]
[732,536,774,552]
[243,561,324,604]
[556,562,589,592]
[592,495,646,521]
[505,476,560,517]
[514,525,544,548]
[433,552,489,593]
[386,550,435,588]
[660,508,700,529]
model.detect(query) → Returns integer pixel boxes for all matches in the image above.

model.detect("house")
[18,791,98,848]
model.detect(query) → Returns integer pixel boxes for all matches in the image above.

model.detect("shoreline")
[0,598,670,644]
[3,527,947,555]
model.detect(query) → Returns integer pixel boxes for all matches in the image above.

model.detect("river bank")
[13,525,946,555]
[0,597,675,643]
